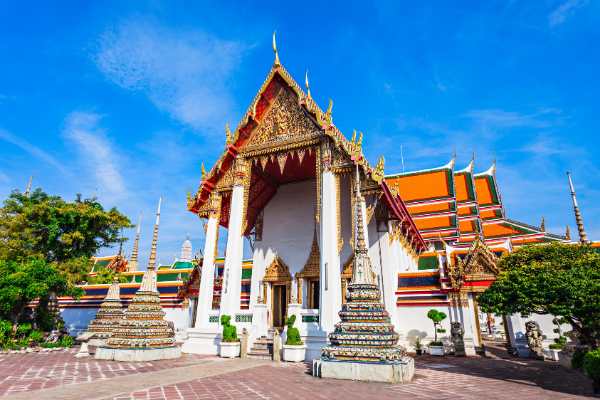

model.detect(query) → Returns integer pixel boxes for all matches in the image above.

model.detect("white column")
[378,230,399,329]
[219,182,245,319]
[319,170,342,332]
[194,215,218,328]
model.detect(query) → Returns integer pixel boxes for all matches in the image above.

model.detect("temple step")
[248,336,274,360]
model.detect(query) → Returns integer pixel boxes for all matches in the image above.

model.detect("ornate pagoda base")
[313,356,414,383]
[88,338,107,347]
[95,346,181,362]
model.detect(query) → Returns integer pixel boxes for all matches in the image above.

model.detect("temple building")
[180,35,586,359]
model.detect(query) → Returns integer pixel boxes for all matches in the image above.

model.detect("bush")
[28,330,43,343]
[284,315,303,345]
[427,309,447,343]
[39,342,60,348]
[16,322,31,338]
[585,350,600,386]
[549,343,563,350]
[573,350,586,369]
[60,335,73,348]
[429,341,444,347]
[414,337,422,350]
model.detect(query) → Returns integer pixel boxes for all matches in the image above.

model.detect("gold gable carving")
[263,253,292,283]
[244,88,321,149]
[215,165,234,191]
[296,227,320,278]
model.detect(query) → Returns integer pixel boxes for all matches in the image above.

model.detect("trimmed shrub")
[573,350,586,369]
[584,350,600,386]
[220,315,239,342]
[284,315,303,345]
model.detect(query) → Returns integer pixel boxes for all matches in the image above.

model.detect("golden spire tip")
[273,31,281,68]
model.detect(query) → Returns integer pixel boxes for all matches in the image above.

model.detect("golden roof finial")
[273,31,281,68]
[25,173,33,197]
[201,162,207,180]
[372,156,385,184]
[325,99,332,122]
[357,132,363,148]
[541,217,546,232]
[225,122,233,144]
[566,225,571,241]
[391,177,400,197]
[187,187,192,204]
[470,149,475,169]
[492,151,497,172]
[451,146,457,167]
[438,233,447,250]
[305,70,311,99]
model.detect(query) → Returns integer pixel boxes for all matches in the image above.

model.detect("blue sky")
[1,1,598,269]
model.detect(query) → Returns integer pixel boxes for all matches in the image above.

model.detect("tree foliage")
[478,243,600,348]
[88,267,129,285]
[0,257,85,333]
[0,188,133,282]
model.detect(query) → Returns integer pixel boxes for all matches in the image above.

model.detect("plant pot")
[219,341,241,359]
[543,348,561,361]
[429,346,444,356]
[416,349,422,355]
[282,344,307,362]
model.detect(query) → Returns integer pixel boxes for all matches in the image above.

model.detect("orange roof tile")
[474,176,497,206]
[483,223,525,238]
[480,209,500,219]
[458,206,476,216]
[388,170,451,203]
[415,215,456,231]
[459,219,476,234]
[455,174,470,203]
[408,202,454,215]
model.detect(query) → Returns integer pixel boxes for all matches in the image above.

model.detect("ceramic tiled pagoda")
[314,170,414,382]
[96,197,182,362]
[87,246,125,347]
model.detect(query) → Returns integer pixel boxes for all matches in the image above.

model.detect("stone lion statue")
[525,321,544,360]
[450,322,466,357]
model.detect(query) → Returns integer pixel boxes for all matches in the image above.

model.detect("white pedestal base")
[282,344,307,362]
[181,327,221,355]
[313,357,414,383]
[219,342,241,359]
[88,338,107,347]
[94,346,182,362]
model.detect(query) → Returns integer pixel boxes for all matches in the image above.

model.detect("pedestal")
[313,357,414,383]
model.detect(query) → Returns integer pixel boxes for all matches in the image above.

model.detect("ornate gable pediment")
[243,88,321,150]
[296,228,320,278]
[263,253,292,283]
[448,235,500,291]
[215,165,234,191]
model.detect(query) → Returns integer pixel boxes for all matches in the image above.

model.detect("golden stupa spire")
[273,31,281,68]
[25,173,33,197]
[128,212,142,272]
[148,197,161,270]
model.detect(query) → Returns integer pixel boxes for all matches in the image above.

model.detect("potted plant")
[427,309,447,356]
[544,316,568,361]
[218,315,240,358]
[414,337,422,355]
[282,315,306,362]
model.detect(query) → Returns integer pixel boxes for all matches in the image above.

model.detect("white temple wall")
[165,307,190,342]
[251,180,318,301]
[398,305,452,353]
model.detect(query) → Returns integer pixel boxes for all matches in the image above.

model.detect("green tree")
[478,243,600,348]
[0,188,133,282]
[0,257,85,334]
[427,309,447,344]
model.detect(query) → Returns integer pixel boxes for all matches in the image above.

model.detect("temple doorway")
[272,284,287,330]
[307,278,320,309]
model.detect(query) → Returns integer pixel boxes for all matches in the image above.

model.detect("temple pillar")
[319,168,342,332]
[219,159,247,319]
[194,196,220,329]
[377,229,399,329]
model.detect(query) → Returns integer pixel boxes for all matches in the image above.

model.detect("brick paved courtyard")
[0,343,593,399]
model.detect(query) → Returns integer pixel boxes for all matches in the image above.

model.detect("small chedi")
[314,171,414,383]
[96,197,181,362]
[87,250,125,347]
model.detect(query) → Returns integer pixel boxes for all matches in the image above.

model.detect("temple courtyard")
[0,341,591,399]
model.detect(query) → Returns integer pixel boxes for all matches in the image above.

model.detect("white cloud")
[91,17,248,133]
[61,111,126,199]
[0,128,64,171]
[549,0,588,26]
